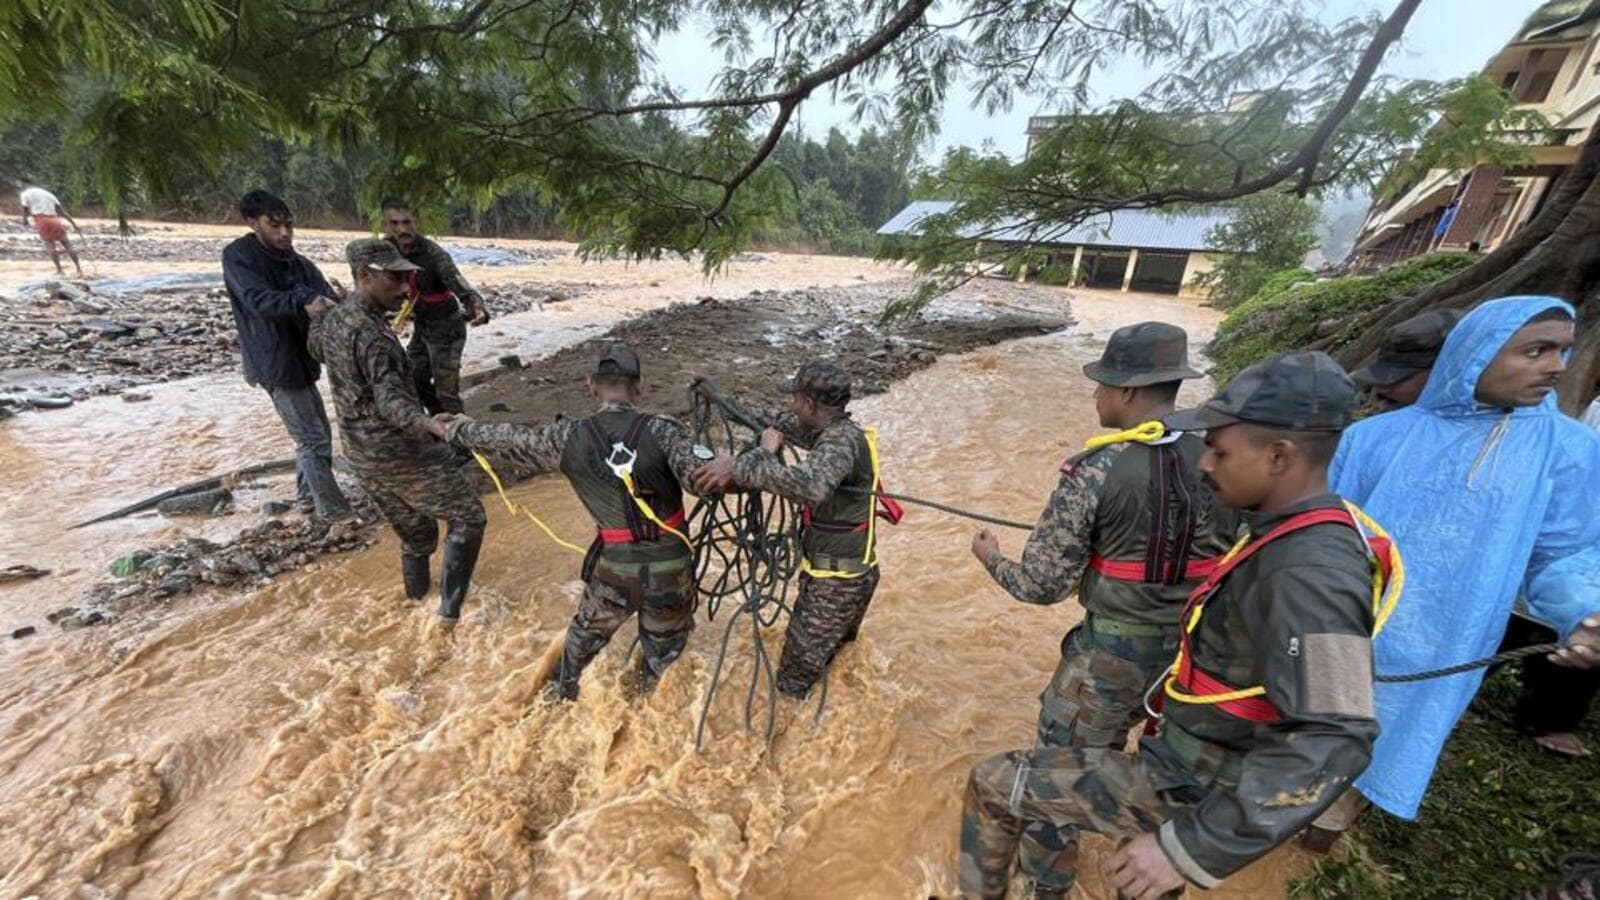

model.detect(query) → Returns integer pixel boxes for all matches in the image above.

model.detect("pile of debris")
[48,515,379,631]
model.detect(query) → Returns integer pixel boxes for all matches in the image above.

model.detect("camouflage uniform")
[447,383,705,698]
[985,436,1237,749]
[723,363,881,699]
[389,235,487,415]
[961,352,1379,898]
[311,240,487,620]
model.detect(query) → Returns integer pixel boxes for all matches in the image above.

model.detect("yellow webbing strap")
[1162,500,1404,708]
[618,472,694,554]
[1082,419,1167,452]
[799,426,881,580]
[391,296,416,332]
[471,451,587,555]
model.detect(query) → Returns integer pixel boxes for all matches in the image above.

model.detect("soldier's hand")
[759,427,784,453]
[468,302,490,326]
[691,454,736,495]
[305,296,336,318]
[1106,833,1186,900]
[426,414,455,439]
[690,373,717,396]
[1550,615,1600,669]
[970,529,1000,565]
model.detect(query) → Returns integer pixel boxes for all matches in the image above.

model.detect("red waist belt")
[597,509,686,544]
[416,290,453,304]
[1088,554,1221,582]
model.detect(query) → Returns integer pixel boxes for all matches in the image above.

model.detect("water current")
[0,247,1307,896]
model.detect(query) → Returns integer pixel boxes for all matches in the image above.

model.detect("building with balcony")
[1350,0,1600,269]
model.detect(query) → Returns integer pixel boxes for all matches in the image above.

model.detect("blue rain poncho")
[1329,295,1600,820]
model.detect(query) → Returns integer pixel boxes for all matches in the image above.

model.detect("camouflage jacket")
[983,434,1238,625]
[389,235,485,319]
[1151,493,1377,887]
[308,294,445,470]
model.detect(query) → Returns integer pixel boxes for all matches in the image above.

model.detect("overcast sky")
[654,0,1544,160]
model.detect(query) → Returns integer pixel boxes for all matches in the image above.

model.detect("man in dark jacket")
[221,190,351,519]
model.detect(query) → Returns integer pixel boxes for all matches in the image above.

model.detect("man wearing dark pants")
[221,189,352,519]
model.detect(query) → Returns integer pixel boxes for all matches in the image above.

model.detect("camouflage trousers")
[1036,618,1178,749]
[960,737,1226,899]
[355,456,487,558]
[406,311,467,415]
[776,567,880,698]
[556,556,698,700]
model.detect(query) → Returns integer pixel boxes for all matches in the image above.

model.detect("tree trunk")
[1333,126,1600,410]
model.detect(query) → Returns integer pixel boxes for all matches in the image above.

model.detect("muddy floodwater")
[0,225,1309,897]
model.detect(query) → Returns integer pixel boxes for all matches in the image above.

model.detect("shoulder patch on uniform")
[1061,443,1116,474]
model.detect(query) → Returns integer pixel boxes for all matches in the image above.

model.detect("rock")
[260,499,292,515]
[46,607,79,625]
[156,575,194,596]
[156,487,233,517]
[134,327,161,340]
[11,626,36,639]
[497,354,523,370]
[1315,317,1344,337]
[230,552,264,575]
[81,318,134,337]
[139,553,182,573]
[121,391,152,403]
[0,564,50,583]
[24,395,73,410]
[488,402,511,412]
[110,551,154,577]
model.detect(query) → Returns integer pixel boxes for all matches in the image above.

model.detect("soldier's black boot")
[401,552,431,601]
[436,532,482,622]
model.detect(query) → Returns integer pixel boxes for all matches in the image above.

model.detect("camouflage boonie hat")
[1082,322,1202,387]
[1165,350,1356,432]
[779,360,851,407]
[345,238,421,273]
[592,342,641,378]
[1352,309,1463,387]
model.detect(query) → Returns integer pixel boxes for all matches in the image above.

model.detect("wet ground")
[0,221,1316,898]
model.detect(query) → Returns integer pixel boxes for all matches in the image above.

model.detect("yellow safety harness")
[1082,419,1168,451]
[798,425,884,580]
[602,441,695,554]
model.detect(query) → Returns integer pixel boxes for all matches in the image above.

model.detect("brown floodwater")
[0,282,1310,897]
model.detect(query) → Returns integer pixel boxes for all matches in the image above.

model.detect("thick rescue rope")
[1374,642,1567,683]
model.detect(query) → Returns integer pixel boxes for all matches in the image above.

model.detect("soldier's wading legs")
[775,569,879,698]
[960,746,1176,900]
[1036,626,1174,749]
[635,565,696,692]
[406,328,442,416]
[555,568,640,700]
[413,316,467,415]
[364,480,441,589]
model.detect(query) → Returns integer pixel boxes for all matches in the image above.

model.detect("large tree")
[4,0,1595,400]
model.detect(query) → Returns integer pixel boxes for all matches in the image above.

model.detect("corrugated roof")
[877,200,1233,252]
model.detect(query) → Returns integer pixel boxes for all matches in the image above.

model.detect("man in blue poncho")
[1327,296,1600,826]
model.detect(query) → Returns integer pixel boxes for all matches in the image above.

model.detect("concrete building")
[876,200,1230,297]
[1351,0,1600,269]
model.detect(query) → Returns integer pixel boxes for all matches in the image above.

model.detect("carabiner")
[605,441,638,479]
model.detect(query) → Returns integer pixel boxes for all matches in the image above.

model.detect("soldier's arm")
[982,452,1110,605]
[715,391,819,449]
[357,332,433,436]
[732,423,854,507]
[424,240,486,309]
[1156,558,1378,888]
[650,416,708,496]
[448,417,575,474]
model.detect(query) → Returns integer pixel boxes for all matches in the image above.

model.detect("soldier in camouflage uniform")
[970,322,1237,751]
[691,361,890,699]
[309,239,488,623]
[441,343,705,699]
[960,353,1382,900]
[381,197,490,415]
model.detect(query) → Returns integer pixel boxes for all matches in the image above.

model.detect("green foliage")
[1378,76,1552,201]
[1193,193,1320,308]
[1292,672,1600,899]
[1207,253,1475,381]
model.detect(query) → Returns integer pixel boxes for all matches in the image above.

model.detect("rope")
[1374,642,1566,683]
[471,451,588,555]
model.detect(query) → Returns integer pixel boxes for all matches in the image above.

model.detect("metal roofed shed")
[877,200,1234,297]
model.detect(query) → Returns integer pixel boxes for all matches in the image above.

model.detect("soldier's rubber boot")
[401,552,431,601]
[436,532,483,623]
